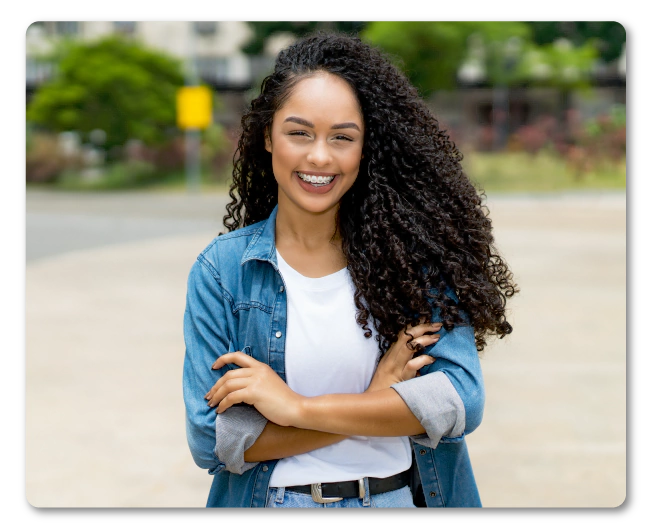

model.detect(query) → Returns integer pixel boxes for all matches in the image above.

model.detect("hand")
[205,352,303,427]
[365,321,441,393]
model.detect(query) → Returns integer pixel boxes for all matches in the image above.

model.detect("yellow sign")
[176,86,213,130]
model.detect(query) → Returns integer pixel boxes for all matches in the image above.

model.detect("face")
[265,72,364,217]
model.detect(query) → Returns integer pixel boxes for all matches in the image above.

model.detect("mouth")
[295,171,337,187]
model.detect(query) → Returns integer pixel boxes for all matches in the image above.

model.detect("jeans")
[265,481,417,508]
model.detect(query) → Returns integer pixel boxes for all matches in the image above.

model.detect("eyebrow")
[284,116,361,132]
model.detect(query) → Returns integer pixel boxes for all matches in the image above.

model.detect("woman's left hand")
[205,352,303,427]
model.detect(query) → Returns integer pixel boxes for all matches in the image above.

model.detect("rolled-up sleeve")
[215,406,268,474]
[390,321,484,449]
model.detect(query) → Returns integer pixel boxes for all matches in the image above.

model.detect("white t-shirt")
[268,250,412,487]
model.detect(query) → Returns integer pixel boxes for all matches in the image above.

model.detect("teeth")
[297,172,335,185]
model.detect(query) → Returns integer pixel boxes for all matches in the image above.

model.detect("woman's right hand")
[365,321,442,393]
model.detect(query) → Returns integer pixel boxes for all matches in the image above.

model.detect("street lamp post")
[185,25,201,194]
[492,37,521,151]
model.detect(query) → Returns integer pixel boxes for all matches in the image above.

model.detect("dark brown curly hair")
[223,31,518,353]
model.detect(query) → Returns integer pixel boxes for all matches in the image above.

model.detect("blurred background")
[25,22,626,507]
[26,21,626,192]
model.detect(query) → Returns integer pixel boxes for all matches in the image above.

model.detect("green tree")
[361,22,531,94]
[27,36,186,152]
[242,22,366,55]
[527,22,625,63]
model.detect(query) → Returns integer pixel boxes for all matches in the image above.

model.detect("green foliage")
[517,38,599,90]
[361,22,531,94]
[242,22,366,55]
[362,22,607,94]
[527,22,625,63]
[27,36,186,150]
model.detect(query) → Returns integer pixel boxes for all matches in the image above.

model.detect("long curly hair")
[223,32,518,353]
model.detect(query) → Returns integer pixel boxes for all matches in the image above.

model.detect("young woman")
[183,32,517,508]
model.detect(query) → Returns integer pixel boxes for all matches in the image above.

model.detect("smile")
[295,171,336,187]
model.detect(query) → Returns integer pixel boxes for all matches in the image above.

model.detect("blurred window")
[26,58,56,84]
[55,22,79,35]
[114,21,137,35]
[193,22,217,36]
[195,57,229,83]
[250,55,275,80]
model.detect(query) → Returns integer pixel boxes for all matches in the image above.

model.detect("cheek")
[270,142,292,168]
[344,147,363,172]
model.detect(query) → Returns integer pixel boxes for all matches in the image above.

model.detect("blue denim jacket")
[183,205,484,507]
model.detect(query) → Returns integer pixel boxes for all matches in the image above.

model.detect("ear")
[264,128,272,153]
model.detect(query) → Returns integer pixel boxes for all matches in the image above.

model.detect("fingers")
[386,322,442,365]
[204,367,252,400]
[404,321,443,339]
[206,377,250,408]
[401,333,440,357]
[216,391,247,414]
[404,355,436,379]
[212,351,257,370]
[410,333,441,350]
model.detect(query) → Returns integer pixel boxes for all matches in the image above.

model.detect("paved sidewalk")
[25,191,626,507]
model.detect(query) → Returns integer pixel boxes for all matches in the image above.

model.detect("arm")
[184,250,356,472]
[184,255,270,474]
[241,322,440,461]
[391,322,484,447]
[183,257,228,473]
[244,422,348,462]
[207,322,442,440]
[289,321,482,444]
[293,320,483,445]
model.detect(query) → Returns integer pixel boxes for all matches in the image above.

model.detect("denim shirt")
[183,205,484,507]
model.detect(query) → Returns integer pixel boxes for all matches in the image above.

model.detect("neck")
[275,197,341,252]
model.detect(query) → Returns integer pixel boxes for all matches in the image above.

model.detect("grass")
[464,150,626,194]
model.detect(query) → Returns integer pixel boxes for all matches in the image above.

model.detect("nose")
[306,138,332,167]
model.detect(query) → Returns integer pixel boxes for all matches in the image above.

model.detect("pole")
[185,128,201,193]
[185,23,201,193]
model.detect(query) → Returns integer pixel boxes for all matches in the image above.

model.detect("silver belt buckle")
[310,479,366,503]
[311,483,343,503]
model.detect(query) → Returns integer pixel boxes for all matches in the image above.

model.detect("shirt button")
[429,491,436,497]
[262,465,268,472]
[420,449,426,455]
[275,331,282,338]
[279,286,285,292]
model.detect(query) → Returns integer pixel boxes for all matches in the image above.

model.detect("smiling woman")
[265,73,364,218]
[182,32,517,508]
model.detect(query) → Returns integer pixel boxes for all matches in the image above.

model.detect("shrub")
[26,131,79,183]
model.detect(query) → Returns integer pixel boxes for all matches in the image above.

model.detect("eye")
[288,130,310,137]
[333,135,353,142]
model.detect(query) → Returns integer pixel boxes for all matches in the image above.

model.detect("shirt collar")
[240,204,278,267]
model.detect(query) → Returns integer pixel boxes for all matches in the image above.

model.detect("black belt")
[284,470,410,502]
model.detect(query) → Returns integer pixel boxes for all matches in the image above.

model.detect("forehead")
[275,73,363,125]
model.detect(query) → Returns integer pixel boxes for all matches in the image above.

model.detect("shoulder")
[195,220,268,275]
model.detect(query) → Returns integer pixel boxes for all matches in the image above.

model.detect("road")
[25,189,626,507]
